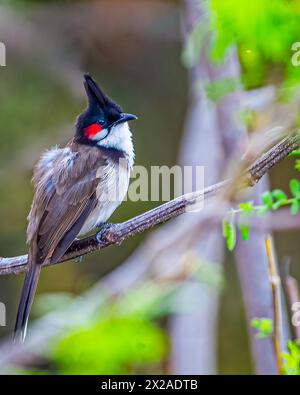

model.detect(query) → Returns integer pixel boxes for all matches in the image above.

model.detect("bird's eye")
[83,123,103,139]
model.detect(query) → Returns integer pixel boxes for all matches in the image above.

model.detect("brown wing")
[27,143,107,265]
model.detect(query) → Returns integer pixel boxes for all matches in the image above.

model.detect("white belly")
[78,162,130,236]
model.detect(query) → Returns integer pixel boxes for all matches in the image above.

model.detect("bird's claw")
[96,223,122,245]
[96,222,111,243]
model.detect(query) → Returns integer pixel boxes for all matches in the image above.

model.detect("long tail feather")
[13,263,41,343]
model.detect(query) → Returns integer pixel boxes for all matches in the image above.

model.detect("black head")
[76,74,137,144]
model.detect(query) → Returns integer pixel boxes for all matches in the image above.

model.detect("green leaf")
[262,191,273,209]
[269,189,288,210]
[251,317,273,339]
[282,340,300,375]
[289,179,300,198]
[289,149,300,157]
[295,160,300,172]
[238,223,250,241]
[290,199,300,215]
[272,189,287,202]
[239,201,254,215]
[222,219,236,251]
[222,219,228,238]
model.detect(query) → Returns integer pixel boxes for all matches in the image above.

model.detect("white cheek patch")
[98,122,135,168]
[92,128,109,141]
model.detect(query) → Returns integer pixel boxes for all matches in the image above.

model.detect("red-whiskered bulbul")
[14,74,137,342]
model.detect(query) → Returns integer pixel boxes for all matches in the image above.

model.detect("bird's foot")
[96,222,123,245]
[96,221,109,231]
[96,222,111,243]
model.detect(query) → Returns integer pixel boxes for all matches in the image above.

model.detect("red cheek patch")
[84,123,103,139]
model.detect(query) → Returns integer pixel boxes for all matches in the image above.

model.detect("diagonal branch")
[0,133,299,276]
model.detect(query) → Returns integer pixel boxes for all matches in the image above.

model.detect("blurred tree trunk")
[211,40,289,374]
[207,39,280,372]
[169,0,226,375]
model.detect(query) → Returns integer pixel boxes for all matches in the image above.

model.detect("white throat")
[98,122,134,168]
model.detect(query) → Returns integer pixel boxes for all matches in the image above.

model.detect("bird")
[14,74,137,342]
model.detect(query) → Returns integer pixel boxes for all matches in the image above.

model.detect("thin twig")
[0,133,299,277]
[283,259,300,342]
[265,235,284,374]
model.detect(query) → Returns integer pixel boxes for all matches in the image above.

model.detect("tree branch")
[0,133,298,277]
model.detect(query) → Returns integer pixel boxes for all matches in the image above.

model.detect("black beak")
[115,113,138,125]
[84,74,107,107]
